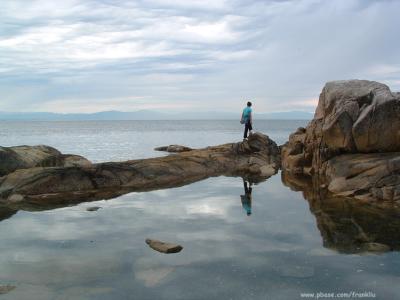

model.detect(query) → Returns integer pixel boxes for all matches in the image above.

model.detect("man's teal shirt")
[242,107,252,122]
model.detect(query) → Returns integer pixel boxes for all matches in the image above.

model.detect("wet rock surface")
[282,80,400,203]
[0,132,280,210]
[145,239,183,254]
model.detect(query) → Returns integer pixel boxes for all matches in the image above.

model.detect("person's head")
[247,101,252,107]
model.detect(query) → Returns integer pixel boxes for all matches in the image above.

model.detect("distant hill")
[0,110,314,121]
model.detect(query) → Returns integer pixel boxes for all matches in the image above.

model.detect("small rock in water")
[145,239,183,254]
[154,145,192,153]
[86,206,101,212]
[0,285,16,294]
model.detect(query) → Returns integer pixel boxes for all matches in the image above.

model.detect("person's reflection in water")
[241,179,253,216]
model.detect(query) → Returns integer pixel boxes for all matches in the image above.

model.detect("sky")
[0,0,399,113]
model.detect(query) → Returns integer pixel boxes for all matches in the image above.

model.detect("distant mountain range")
[0,110,314,121]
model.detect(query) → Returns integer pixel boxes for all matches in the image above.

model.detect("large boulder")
[282,80,400,175]
[315,80,400,153]
[282,80,400,202]
[0,145,91,176]
[0,145,60,176]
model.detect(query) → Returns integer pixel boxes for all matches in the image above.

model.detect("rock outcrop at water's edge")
[0,132,280,209]
[282,80,400,203]
[0,145,91,176]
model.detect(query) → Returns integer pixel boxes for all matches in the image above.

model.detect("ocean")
[0,120,399,300]
[0,120,304,162]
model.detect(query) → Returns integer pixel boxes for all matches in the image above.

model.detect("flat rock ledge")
[0,132,280,209]
[282,80,400,203]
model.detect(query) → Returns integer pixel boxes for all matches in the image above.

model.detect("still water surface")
[0,120,399,299]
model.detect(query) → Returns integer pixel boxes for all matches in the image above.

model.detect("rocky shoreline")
[1,80,399,212]
[0,79,400,257]
[282,80,400,204]
[0,132,280,210]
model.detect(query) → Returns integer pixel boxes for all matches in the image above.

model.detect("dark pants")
[244,120,253,138]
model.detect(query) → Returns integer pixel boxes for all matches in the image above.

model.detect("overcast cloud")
[0,0,399,113]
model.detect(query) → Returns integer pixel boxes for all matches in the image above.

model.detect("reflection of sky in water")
[0,120,399,299]
[1,174,400,299]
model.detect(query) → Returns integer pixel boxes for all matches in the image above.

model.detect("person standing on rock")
[241,101,253,140]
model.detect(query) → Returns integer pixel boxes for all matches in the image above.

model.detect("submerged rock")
[282,80,400,202]
[145,239,183,254]
[0,132,280,208]
[154,145,193,153]
[86,206,101,212]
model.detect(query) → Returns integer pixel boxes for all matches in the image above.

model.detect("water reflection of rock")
[282,171,400,253]
[0,205,17,222]
[0,173,271,225]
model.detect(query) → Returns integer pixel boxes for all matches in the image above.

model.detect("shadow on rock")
[282,171,400,254]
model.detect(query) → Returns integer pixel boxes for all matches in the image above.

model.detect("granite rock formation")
[0,145,91,176]
[0,132,280,209]
[282,80,400,202]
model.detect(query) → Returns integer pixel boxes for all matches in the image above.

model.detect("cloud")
[0,0,399,113]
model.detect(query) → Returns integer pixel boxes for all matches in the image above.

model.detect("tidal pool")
[0,173,399,299]
[1,120,399,299]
